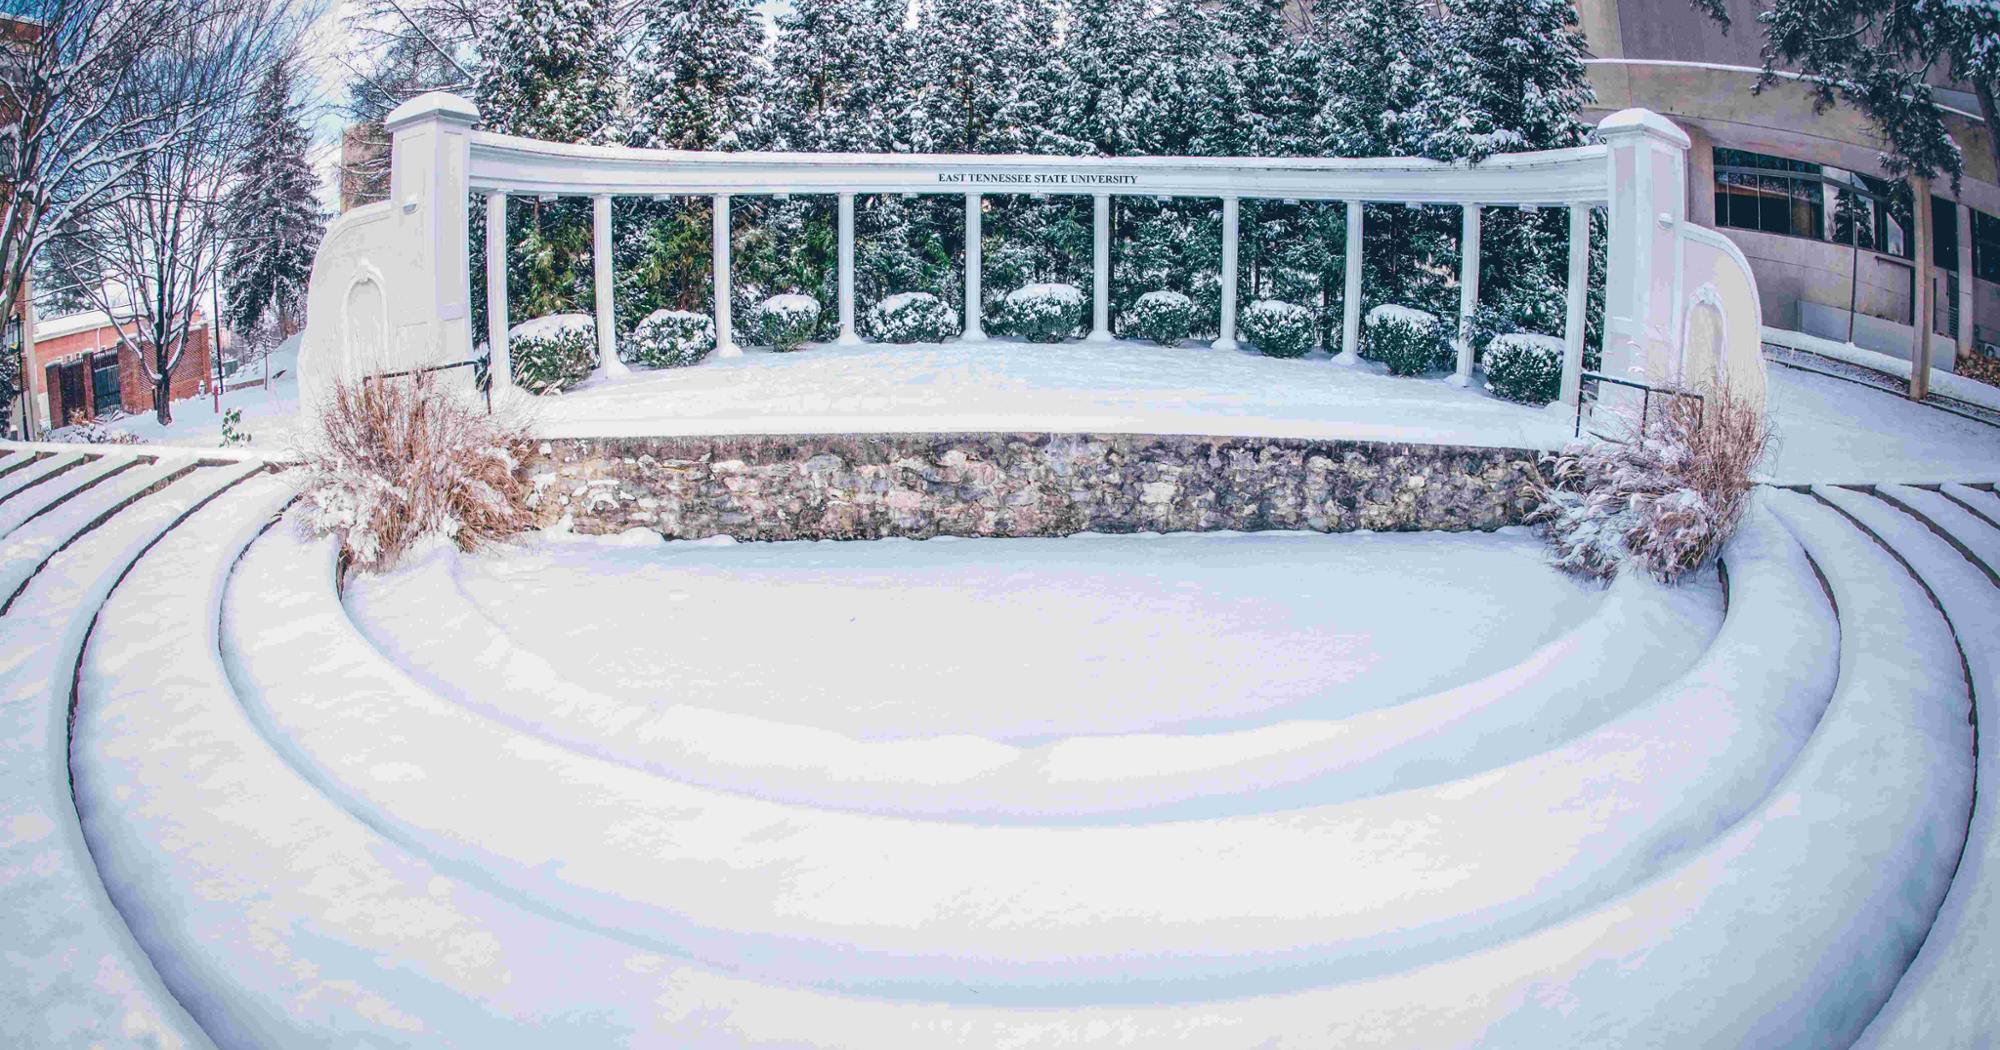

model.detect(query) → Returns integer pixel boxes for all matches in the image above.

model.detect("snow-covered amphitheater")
[4,96,2000,1048]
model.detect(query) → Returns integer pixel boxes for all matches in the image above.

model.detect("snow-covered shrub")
[297,371,536,573]
[1002,283,1085,343]
[1125,290,1194,346]
[508,313,597,394]
[866,292,959,343]
[1364,304,1450,376]
[624,309,715,369]
[1238,299,1316,359]
[1483,333,1565,405]
[755,293,822,352]
[48,411,143,445]
[1534,384,1769,583]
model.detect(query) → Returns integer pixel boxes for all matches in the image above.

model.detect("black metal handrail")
[363,355,492,413]
[1574,372,1705,438]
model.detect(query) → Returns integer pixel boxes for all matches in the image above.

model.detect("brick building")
[31,309,214,426]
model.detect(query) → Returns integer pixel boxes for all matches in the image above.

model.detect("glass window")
[1826,170,1913,260]
[1932,196,1958,271]
[1974,209,2000,283]
[1713,148,1825,240]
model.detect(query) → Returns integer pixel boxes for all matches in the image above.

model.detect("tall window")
[1714,148,1825,239]
[1827,171,1912,260]
[1974,209,2000,283]
[1932,197,1959,271]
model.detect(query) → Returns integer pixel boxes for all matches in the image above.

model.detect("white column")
[714,194,739,356]
[592,194,628,376]
[1214,196,1240,350]
[1957,195,1975,355]
[1088,192,1112,341]
[1453,203,1482,386]
[484,191,513,393]
[1339,199,1363,365]
[1597,109,1692,399]
[836,192,861,345]
[1560,203,1591,409]
[963,193,985,341]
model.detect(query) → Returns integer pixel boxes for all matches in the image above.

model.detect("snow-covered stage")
[523,337,1574,450]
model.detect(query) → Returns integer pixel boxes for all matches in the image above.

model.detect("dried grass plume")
[296,371,536,572]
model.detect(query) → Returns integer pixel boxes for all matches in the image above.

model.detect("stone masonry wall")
[526,432,1542,541]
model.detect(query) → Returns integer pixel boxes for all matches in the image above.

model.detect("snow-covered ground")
[1763,361,2000,483]
[77,335,2000,486]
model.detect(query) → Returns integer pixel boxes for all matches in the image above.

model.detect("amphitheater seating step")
[0,450,88,503]
[0,452,144,540]
[0,456,268,1049]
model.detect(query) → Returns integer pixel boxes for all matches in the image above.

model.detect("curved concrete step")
[223,506,1835,1000]
[0,458,268,1049]
[1878,485,2000,578]
[0,453,148,540]
[346,543,1722,821]
[1818,486,2000,1048]
[63,486,1976,1047]
[1939,483,2000,528]
[0,450,89,503]
[0,457,198,612]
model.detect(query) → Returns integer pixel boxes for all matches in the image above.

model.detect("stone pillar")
[714,194,739,357]
[836,192,861,345]
[1214,196,1240,350]
[1339,199,1363,365]
[1088,192,1113,341]
[1560,203,1591,409]
[382,91,478,373]
[1454,203,1482,386]
[1958,194,1975,358]
[484,191,513,393]
[593,194,628,376]
[964,193,985,341]
[1598,109,1692,414]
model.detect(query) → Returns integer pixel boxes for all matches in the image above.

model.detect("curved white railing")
[300,92,1760,437]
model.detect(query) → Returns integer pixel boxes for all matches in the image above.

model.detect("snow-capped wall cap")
[385,92,480,133]
[1595,108,1691,150]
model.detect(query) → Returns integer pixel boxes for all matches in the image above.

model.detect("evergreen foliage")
[220,58,325,337]
[1124,290,1194,346]
[624,309,717,369]
[1238,299,1316,358]
[508,314,598,394]
[866,292,960,343]
[1483,332,1566,404]
[475,0,619,143]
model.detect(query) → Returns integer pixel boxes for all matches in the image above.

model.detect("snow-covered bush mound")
[756,293,821,352]
[866,291,958,343]
[1124,290,1194,346]
[47,417,144,444]
[1535,384,1769,582]
[297,371,536,572]
[624,310,715,369]
[1484,332,1565,404]
[509,313,597,394]
[1003,283,1085,343]
[1365,304,1449,376]
[1239,299,1315,359]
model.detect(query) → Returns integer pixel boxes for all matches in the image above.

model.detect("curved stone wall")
[527,433,1541,541]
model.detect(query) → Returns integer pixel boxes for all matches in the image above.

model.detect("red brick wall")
[32,321,213,424]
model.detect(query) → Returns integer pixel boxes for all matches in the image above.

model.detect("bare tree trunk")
[153,347,173,424]
[1910,177,1934,401]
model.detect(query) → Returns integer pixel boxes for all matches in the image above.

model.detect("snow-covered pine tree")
[622,0,767,151]
[1048,0,1150,157]
[905,0,1037,154]
[1310,0,1467,319]
[220,57,326,339]
[765,0,904,153]
[1446,0,1598,346]
[474,0,620,143]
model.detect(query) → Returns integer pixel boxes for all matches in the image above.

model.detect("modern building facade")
[1578,0,2000,370]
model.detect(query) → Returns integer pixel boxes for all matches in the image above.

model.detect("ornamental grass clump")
[297,371,537,573]
[1533,382,1769,583]
[1238,299,1315,358]
[624,309,715,368]
[867,292,959,343]
[1483,333,1565,404]
[1364,304,1450,376]
[1003,283,1085,342]
[756,293,822,352]
[1125,290,1194,346]
[508,313,597,394]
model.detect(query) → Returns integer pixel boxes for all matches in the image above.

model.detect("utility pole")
[1910,178,1934,401]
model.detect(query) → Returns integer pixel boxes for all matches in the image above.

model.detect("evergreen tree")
[905,0,1038,154]
[624,0,766,151]
[765,0,904,152]
[474,0,620,143]
[220,57,326,338]
[1048,0,1151,157]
